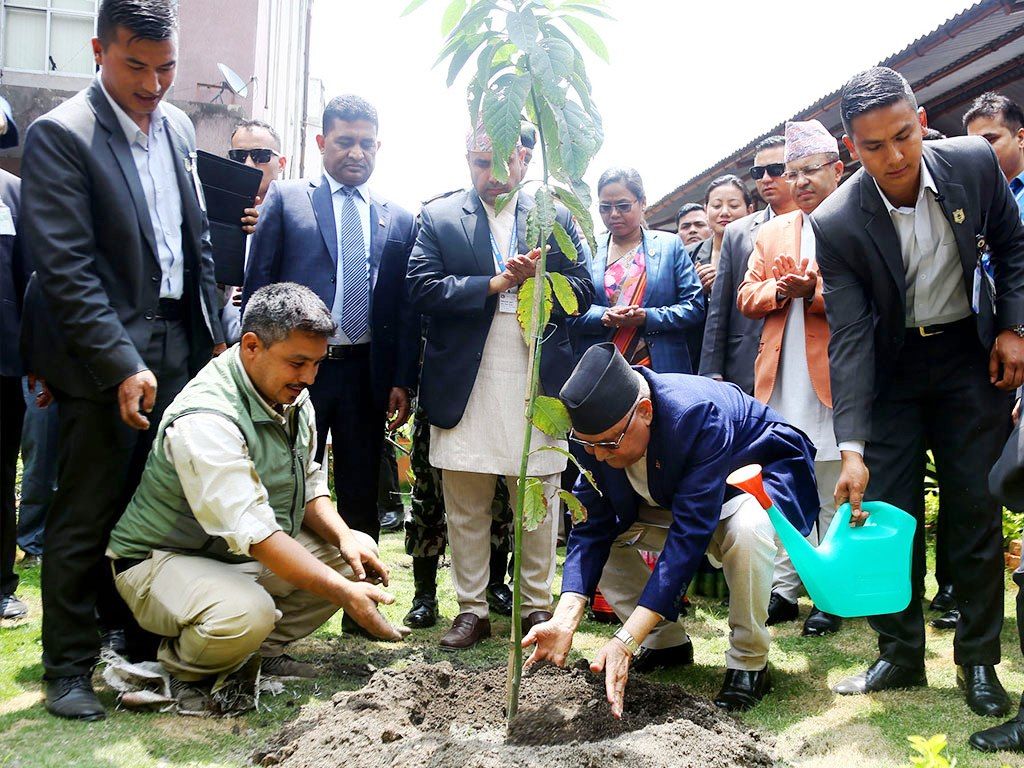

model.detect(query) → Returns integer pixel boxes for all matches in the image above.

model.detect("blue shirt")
[1010,170,1024,224]
[98,76,184,300]
[324,172,371,344]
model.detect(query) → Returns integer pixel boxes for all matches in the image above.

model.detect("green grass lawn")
[1,534,1021,768]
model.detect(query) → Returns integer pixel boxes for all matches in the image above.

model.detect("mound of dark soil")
[255,661,775,767]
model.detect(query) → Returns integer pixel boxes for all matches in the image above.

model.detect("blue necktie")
[1011,177,1024,196]
[338,186,369,342]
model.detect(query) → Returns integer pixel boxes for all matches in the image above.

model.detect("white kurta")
[765,217,839,462]
[429,194,567,477]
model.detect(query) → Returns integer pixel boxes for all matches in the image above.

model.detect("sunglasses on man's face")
[749,163,786,180]
[228,148,278,165]
[569,402,640,450]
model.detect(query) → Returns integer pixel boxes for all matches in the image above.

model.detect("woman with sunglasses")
[570,167,703,373]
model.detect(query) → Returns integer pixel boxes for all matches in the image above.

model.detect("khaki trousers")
[441,470,559,619]
[113,528,374,682]
[598,494,776,671]
[772,459,841,602]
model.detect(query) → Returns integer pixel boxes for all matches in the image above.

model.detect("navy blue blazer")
[407,189,595,429]
[0,169,26,377]
[242,177,420,403]
[569,229,703,372]
[562,368,819,621]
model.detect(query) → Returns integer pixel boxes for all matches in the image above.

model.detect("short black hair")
[754,135,785,154]
[963,91,1024,134]
[840,66,917,135]
[923,127,947,141]
[322,94,378,134]
[705,174,752,207]
[597,167,645,201]
[519,122,537,150]
[675,202,705,227]
[232,119,281,151]
[97,0,177,46]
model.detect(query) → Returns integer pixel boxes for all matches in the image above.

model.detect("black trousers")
[310,352,384,541]
[42,320,189,678]
[1,374,26,597]
[865,321,1011,668]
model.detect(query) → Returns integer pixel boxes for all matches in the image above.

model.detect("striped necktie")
[338,185,369,342]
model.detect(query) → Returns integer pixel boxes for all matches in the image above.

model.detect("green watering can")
[726,464,916,618]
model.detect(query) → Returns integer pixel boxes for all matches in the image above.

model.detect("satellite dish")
[218,63,250,98]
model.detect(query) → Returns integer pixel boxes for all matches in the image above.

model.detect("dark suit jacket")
[242,177,419,404]
[698,209,769,393]
[562,368,818,621]
[812,137,1024,444]
[0,169,26,377]
[407,189,595,429]
[19,81,222,399]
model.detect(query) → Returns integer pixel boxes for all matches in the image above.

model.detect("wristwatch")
[613,627,639,655]
[1009,324,1024,339]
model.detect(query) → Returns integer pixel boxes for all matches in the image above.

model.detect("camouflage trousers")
[405,404,513,558]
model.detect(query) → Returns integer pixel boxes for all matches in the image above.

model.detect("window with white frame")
[2,0,98,77]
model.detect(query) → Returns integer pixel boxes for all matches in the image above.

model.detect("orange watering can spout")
[725,464,773,510]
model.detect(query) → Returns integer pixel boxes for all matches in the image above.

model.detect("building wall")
[173,0,260,106]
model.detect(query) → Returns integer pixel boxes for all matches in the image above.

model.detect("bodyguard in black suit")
[19,1,223,720]
[813,67,1024,716]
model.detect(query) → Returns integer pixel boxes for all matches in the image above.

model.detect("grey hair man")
[107,282,408,715]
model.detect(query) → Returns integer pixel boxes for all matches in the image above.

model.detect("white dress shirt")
[482,192,519,273]
[160,353,330,557]
[324,171,372,345]
[873,163,970,328]
[98,76,184,300]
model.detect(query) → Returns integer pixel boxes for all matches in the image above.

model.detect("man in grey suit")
[20,0,223,720]
[699,136,797,396]
[815,67,1024,717]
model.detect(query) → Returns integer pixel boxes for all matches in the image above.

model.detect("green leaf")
[528,39,572,107]
[558,490,587,524]
[534,186,557,240]
[540,37,574,79]
[521,477,548,532]
[560,99,600,177]
[447,0,497,40]
[532,395,571,437]
[530,445,601,494]
[517,275,552,343]
[563,15,609,62]
[535,96,565,179]
[561,2,615,20]
[507,7,540,52]
[446,33,487,87]
[482,73,530,174]
[551,220,578,263]
[441,0,467,36]
[551,185,596,255]
[401,0,430,16]
[548,271,579,317]
[494,184,523,214]
[525,205,540,250]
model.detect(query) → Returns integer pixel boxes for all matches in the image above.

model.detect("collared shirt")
[1010,170,1024,223]
[97,76,184,299]
[873,163,970,328]
[324,171,372,345]
[482,192,519,273]
[159,354,330,557]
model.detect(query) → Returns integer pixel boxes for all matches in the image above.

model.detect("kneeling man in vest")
[108,283,407,710]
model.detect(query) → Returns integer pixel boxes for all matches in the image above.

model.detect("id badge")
[0,204,13,237]
[972,264,982,314]
[498,291,518,313]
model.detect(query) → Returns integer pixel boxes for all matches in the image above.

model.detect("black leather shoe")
[100,628,127,655]
[929,584,956,612]
[45,675,106,721]
[833,658,927,695]
[714,666,772,712]
[487,583,513,616]
[766,592,799,626]
[802,607,842,636]
[632,641,694,673]
[929,608,959,630]
[378,510,403,533]
[970,710,1024,752]
[403,596,438,629]
[1,594,28,620]
[958,665,1012,717]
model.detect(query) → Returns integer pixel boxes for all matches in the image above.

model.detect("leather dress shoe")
[929,584,956,613]
[100,628,127,655]
[487,583,514,616]
[45,675,106,721]
[378,509,403,533]
[1,594,28,620]
[341,613,377,639]
[929,608,959,630]
[970,709,1024,752]
[403,596,438,629]
[520,610,552,635]
[802,607,842,637]
[833,658,926,695]
[958,665,1012,717]
[440,613,491,650]
[714,666,772,712]
[766,592,799,626]
[632,640,694,673]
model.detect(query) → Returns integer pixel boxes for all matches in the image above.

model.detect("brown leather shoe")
[520,610,553,635]
[439,613,491,650]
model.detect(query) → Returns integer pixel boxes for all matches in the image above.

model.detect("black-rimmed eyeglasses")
[569,402,640,450]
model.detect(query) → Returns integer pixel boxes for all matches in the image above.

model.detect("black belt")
[326,343,370,360]
[112,557,145,575]
[910,316,974,338]
[155,298,183,321]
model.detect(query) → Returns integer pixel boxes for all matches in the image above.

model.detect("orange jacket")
[736,210,832,408]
